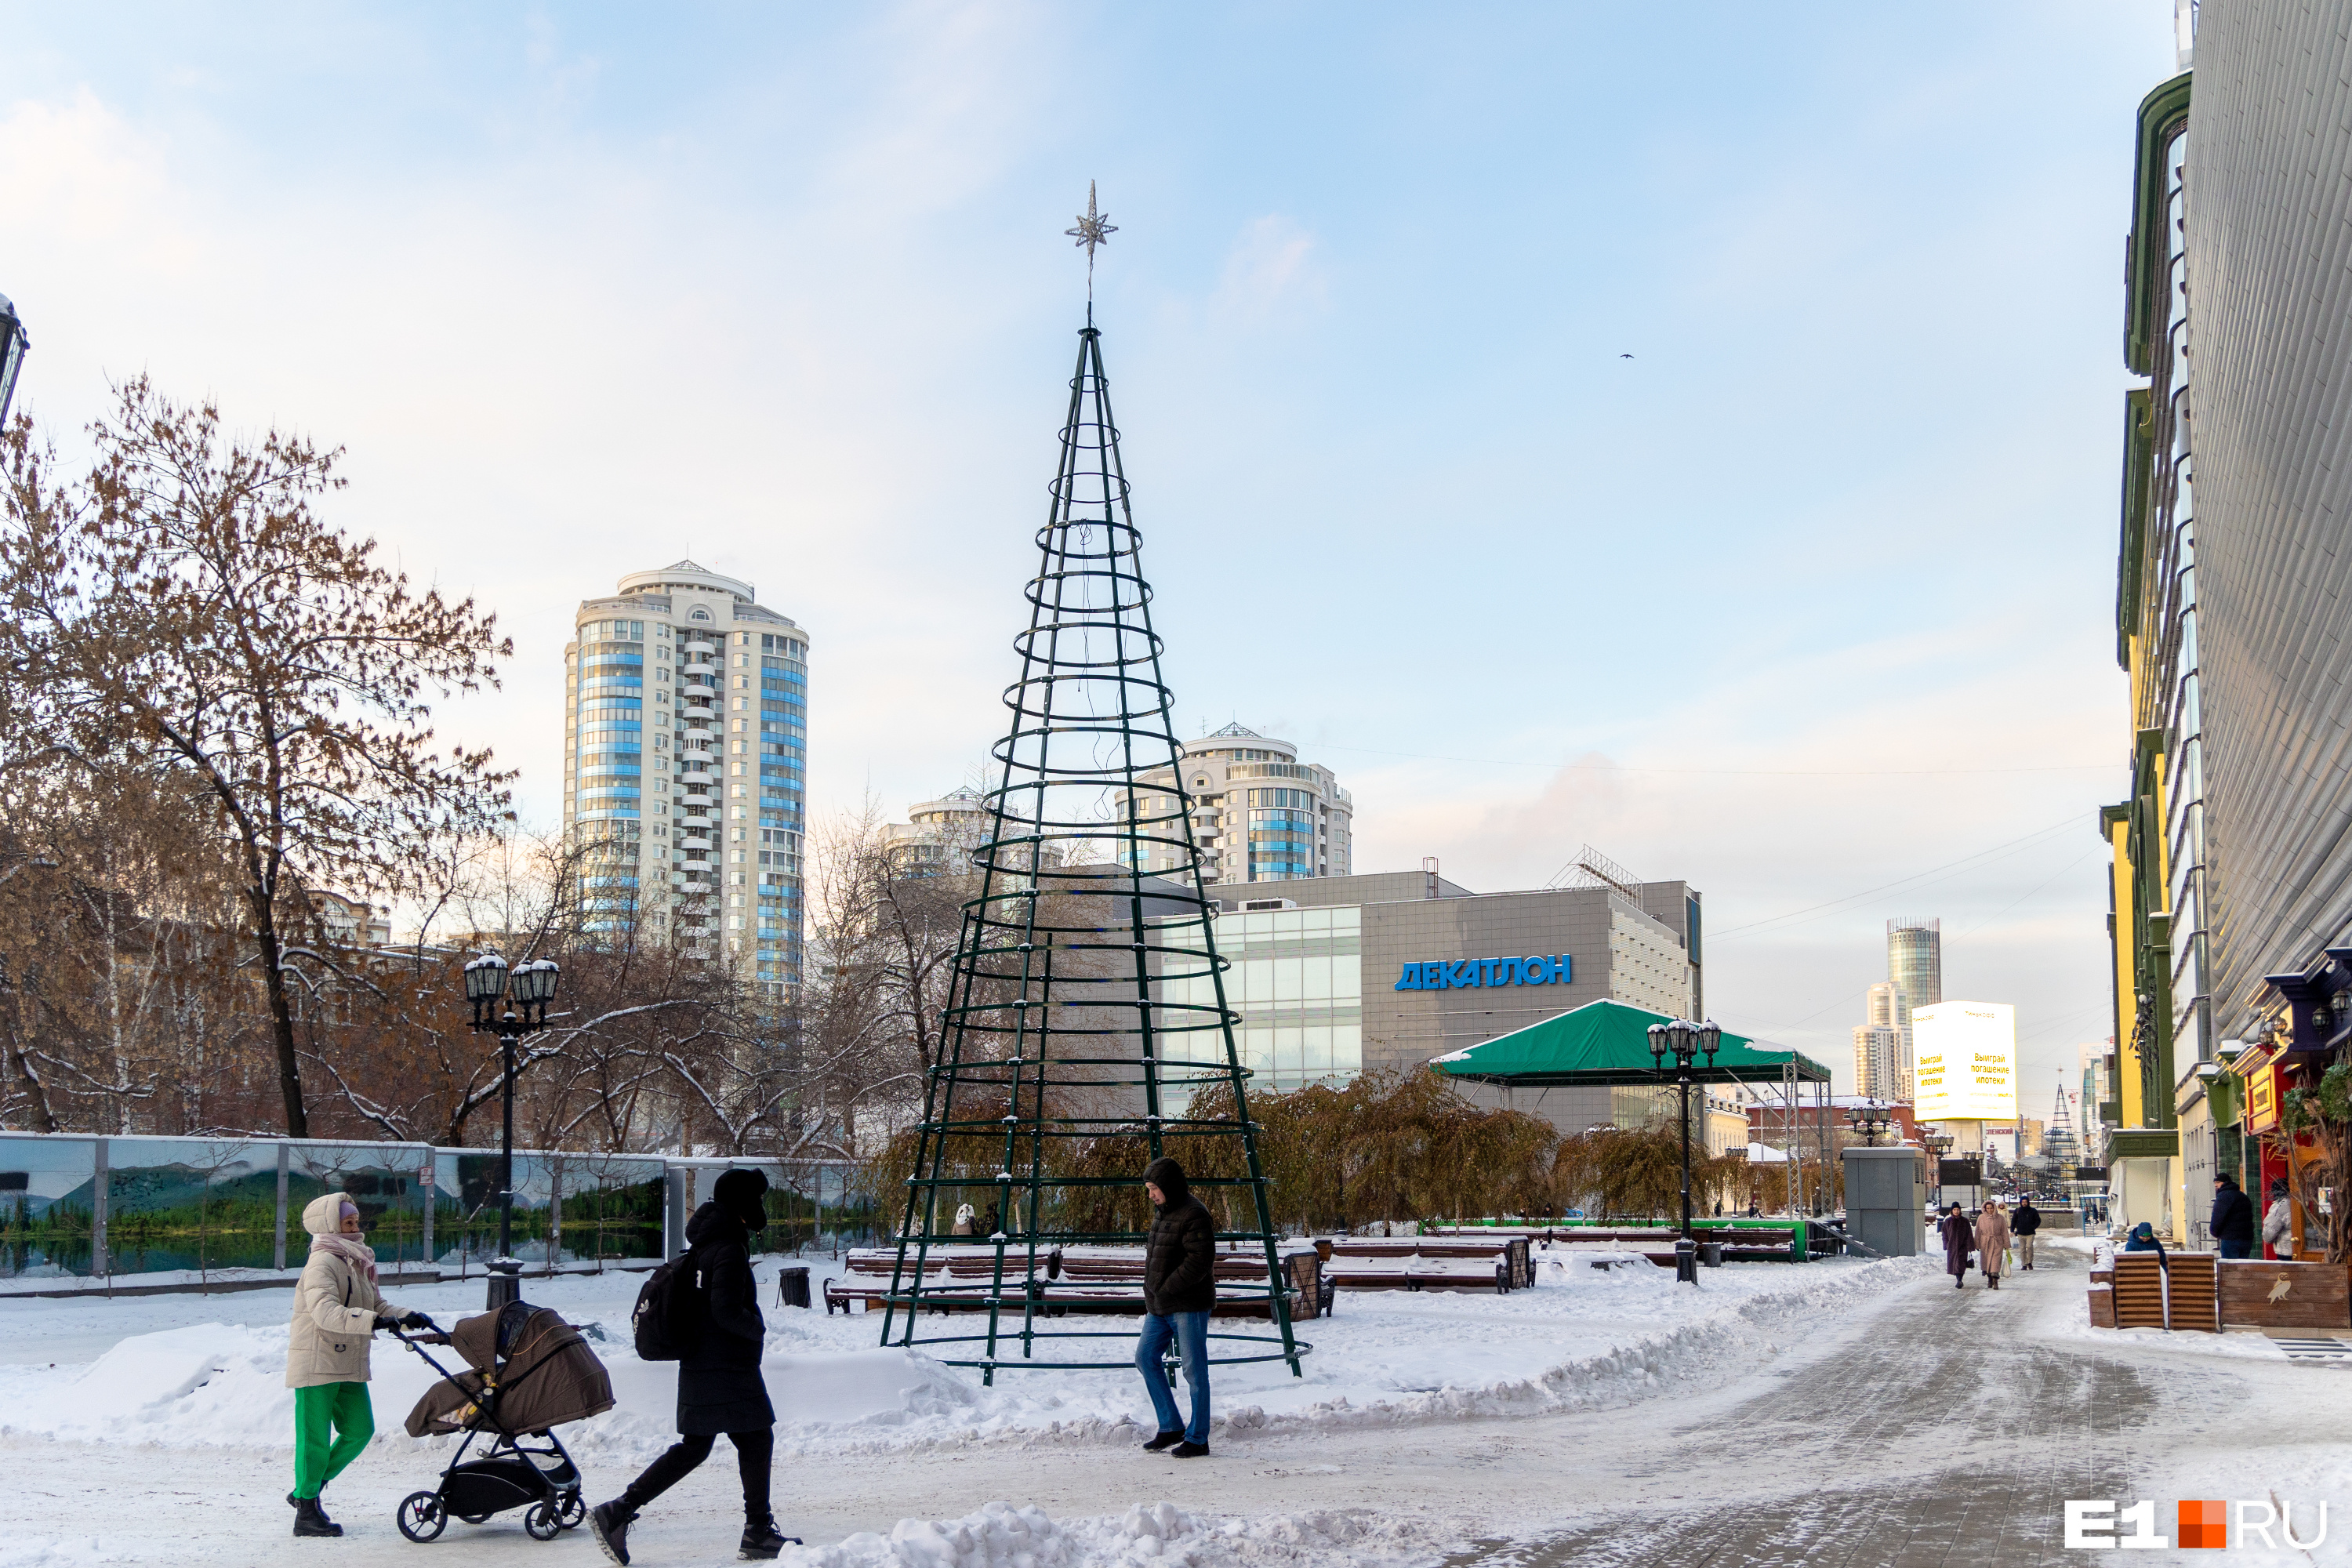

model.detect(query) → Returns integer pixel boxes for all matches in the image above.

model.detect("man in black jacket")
[2010,1197,2041,1270]
[592,1168,793,1564]
[1135,1156,1216,1458]
[2211,1172,2256,1259]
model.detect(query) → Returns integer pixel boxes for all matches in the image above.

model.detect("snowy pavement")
[2,1239,2345,1564]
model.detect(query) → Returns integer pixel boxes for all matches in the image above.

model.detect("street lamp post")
[1922,1127,1955,1210]
[0,293,27,426]
[463,952,561,1310]
[1647,1017,1722,1284]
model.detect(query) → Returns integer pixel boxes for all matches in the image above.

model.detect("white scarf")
[312,1230,379,1287]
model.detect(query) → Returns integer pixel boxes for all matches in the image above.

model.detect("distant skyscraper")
[561,560,808,1000]
[1886,917,1942,1073]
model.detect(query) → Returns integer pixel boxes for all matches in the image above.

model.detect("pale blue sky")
[1,2,2176,1103]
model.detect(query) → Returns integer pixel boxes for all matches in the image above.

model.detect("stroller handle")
[394,1327,462,1383]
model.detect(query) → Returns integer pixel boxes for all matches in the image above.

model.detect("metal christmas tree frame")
[880,202,1305,1384]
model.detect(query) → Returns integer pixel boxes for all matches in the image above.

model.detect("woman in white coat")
[285,1192,431,1537]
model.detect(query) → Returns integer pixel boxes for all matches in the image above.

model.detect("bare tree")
[0,382,514,1135]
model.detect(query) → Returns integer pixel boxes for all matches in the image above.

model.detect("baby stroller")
[394,1299,615,1544]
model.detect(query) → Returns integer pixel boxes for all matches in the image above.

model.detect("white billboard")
[1912,1001,2017,1122]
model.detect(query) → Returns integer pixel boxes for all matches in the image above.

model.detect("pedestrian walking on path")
[2011,1197,2041,1269]
[1976,1200,2012,1290]
[2263,1179,2293,1260]
[1136,1156,1217,1458]
[284,1191,432,1538]
[591,1168,794,1564]
[1939,1203,1973,1288]
[2210,1174,2256,1259]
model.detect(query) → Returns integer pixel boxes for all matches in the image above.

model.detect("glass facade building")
[1160,903,1364,1094]
[562,561,808,1000]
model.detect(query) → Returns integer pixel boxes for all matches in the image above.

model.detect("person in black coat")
[591,1169,793,1565]
[2210,1173,2256,1259]
[1134,1156,1217,1457]
[1938,1203,1973,1288]
[2011,1198,2041,1270]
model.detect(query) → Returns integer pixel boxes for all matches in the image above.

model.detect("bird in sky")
[1620,353,1634,359]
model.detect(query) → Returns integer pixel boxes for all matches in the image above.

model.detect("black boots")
[292,1496,342,1537]
[741,1515,800,1559]
[1170,1440,1210,1458]
[590,1501,637,1566]
[1142,1429,1184,1452]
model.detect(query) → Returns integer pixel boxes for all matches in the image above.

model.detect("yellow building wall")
[2111,815,2143,1129]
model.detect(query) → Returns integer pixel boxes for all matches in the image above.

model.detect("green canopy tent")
[1429,998,1832,1087]
[1430,998,1838,1218]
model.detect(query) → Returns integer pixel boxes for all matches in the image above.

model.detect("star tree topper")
[1066,181,1117,299]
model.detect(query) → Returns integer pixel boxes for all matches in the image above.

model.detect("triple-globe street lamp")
[462,952,562,1309]
[1845,1099,1896,1148]
[1646,1016,1722,1285]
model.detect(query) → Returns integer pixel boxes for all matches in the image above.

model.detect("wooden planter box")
[2219,1259,2350,1330]
[2089,1265,2114,1328]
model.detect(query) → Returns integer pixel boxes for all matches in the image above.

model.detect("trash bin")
[778,1265,811,1308]
[1700,1240,1723,1268]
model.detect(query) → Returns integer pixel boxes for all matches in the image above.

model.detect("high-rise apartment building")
[1853,978,1912,1101]
[1852,1023,1904,1102]
[561,561,809,999]
[1113,723,1351,884]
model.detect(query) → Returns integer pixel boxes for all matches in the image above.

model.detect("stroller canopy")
[405,1302,614,1439]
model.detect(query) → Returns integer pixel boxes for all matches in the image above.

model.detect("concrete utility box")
[1843,1146,1926,1258]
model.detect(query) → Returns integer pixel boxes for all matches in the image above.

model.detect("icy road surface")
[2,1239,2342,1565]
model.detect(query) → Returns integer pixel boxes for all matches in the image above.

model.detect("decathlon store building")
[1164,869,1702,1129]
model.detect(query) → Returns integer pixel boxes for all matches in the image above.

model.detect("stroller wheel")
[524,1501,564,1542]
[397,1491,448,1543]
[556,1492,586,1530]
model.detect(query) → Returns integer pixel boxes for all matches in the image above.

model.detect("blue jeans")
[2219,1237,2252,1259]
[1136,1311,1210,1444]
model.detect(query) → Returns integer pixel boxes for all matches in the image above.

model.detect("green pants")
[293,1381,375,1498]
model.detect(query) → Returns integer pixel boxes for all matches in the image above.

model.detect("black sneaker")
[1142,1429,1185,1452]
[740,1515,800,1559]
[1170,1440,1210,1458]
[293,1496,343,1537]
[590,1501,636,1566]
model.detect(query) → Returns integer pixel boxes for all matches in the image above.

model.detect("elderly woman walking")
[1938,1203,1972,1288]
[1976,1198,2013,1290]
[285,1192,431,1538]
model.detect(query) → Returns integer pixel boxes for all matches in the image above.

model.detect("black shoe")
[293,1496,343,1538]
[1142,1428,1185,1452]
[590,1501,637,1566]
[1170,1440,1210,1458]
[740,1515,800,1559]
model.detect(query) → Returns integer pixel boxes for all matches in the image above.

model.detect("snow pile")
[787,1500,1432,1568]
[0,1323,311,1446]
[0,1251,1933,1467]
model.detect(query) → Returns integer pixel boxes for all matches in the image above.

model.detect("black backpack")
[631,1253,704,1362]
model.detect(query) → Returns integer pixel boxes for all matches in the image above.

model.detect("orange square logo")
[2178,1500,2227,1549]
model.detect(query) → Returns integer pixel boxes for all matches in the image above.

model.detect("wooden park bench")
[2111,1251,2218,1332]
[1322,1236,1522,1294]
[822,1242,1325,1320]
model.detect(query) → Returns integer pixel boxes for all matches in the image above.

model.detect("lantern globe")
[464,953,509,1003]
